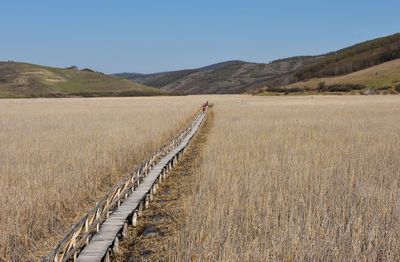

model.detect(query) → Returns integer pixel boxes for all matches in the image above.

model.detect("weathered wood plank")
[75,112,206,262]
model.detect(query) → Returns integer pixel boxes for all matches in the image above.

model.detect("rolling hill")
[117,32,400,95]
[0,62,170,98]
[272,58,400,94]
[292,33,400,81]
[116,57,325,94]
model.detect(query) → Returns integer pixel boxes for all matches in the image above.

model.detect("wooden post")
[106,199,110,218]
[131,210,138,226]
[105,249,111,262]
[85,218,89,245]
[96,209,100,232]
[72,238,77,262]
[104,250,111,262]
[122,222,128,238]
[114,237,119,253]
[117,188,121,207]
[138,202,144,216]
[131,176,135,192]
[150,187,154,201]
[145,194,150,209]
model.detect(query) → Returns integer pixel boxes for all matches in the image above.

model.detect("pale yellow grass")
[0,96,204,261]
[170,95,400,261]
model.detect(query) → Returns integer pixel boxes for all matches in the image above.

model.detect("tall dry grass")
[0,97,203,261]
[171,95,400,261]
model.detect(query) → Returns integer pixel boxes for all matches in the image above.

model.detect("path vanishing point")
[43,106,208,262]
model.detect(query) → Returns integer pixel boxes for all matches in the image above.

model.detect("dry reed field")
[0,97,203,261]
[169,95,400,261]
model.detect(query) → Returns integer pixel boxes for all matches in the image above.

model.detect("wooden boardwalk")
[43,109,207,262]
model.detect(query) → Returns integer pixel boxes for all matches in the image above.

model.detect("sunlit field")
[170,95,400,261]
[0,97,202,261]
[2,95,400,261]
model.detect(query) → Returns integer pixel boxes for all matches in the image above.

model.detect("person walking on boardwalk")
[203,104,206,114]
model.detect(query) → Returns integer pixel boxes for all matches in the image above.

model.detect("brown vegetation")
[2,95,400,261]
[0,97,202,261]
[168,95,400,261]
[112,107,213,262]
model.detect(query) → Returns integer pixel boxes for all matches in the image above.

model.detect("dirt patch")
[112,108,214,262]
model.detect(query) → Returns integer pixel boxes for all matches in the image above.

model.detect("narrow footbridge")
[43,107,208,262]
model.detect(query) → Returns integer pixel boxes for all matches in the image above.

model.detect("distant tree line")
[267,86,303,93]
[293,33,400,81]
[65,66,104,74]
[316,82,365,92]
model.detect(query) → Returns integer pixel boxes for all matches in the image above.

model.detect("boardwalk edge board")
[43,107,208,262]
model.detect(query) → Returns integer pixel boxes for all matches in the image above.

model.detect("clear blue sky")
[1,0,399,74]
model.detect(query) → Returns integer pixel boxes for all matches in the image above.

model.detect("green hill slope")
[293,33,400,81]
[0,62,170,98]
[258,58,400,95]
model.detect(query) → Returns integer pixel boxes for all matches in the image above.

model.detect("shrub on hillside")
[287,87,303,93]
[267,87,285,92]
[317,81,326,92]
[325,84,366,92]
[376,86,392,90]
[267,87,303,93]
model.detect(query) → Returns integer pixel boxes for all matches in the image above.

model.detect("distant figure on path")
[203,104,206,114]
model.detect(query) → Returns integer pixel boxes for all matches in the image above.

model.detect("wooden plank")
[76,113,206,262]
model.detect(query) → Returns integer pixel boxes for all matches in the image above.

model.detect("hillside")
[117,33,400,95]
[115,71,171,85]
[0,62,170,98]
[115,60,242,85]
[259,58,400,95]
[293,33,400,81]
[116,57,325,94]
